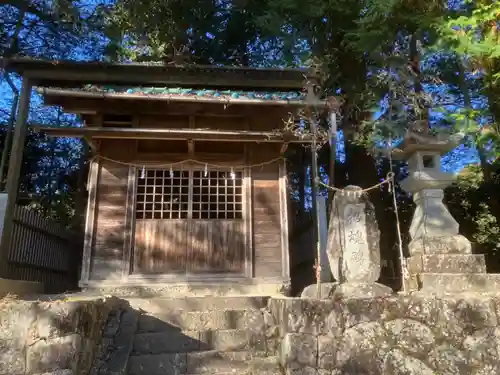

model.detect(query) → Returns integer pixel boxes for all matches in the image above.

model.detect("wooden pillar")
[279,159,290,281]
[80,158,100,285]
[0,78,32,276]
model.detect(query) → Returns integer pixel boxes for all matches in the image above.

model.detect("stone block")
[128,296,269,312]
[200,329,267,352]
[26,334,82,374]
[301,283,338,299]
[317,336,337,369]
[462,327,500,368]
[399,295,497,349]
[0,303,37,375]
[268,298,336,336]
[280,333,318,368]
[98,309,138,375]
[31,302,82,343]
[439,297,497,337]
[409,235,472,255]
[127,353,186,375]
[242,309,266,331]
[384,318,435,358]
[399,294,443,326]
[184,351,253,374]
[340,296,393,330]
[138,309,254,332]
[102,309,122,338]
[427,344,469,375]
[407,253,486,274]
[332,282,393,299]
[383,349,434,375]
[88,281,287,298]
[335,322,391,368]
[419,273,500,293]
[133,331,201,354]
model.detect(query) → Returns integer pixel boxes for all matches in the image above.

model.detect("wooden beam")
[43,96,299,119]
[188,140,195,157]
[2,57,313,90]
[0,79,32,276]
[33,126,315,143]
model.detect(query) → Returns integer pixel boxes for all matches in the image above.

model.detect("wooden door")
[133,168,189,274]
[132,167,245,275]
[188,169,245,274]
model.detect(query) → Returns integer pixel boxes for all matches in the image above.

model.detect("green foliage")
[1,0,500,269]
[434,1,500,163]
[104,0,270,65]
[446,165,500,255]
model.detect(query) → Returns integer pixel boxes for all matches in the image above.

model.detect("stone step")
[137,309,265,332]
[127,296,269,313]
[419,273,500,293]
[132,329,267,355]
[127,351,279,375]
[408,253,486,274]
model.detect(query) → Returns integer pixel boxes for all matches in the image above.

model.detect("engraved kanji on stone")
[326,186,382,283]
[346,209,362,225]
[351,250,363,264]
[348,229,365,245]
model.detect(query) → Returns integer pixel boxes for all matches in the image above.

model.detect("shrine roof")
[1,57,317,91]
[37,86,311,106]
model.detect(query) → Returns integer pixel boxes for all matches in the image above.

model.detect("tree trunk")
[343,123,399,287]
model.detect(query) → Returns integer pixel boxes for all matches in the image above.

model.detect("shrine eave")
[1,57,319,91]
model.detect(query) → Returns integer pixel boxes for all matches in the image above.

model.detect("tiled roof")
[82,85,307,102]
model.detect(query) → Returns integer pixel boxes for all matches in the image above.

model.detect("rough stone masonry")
[0,295,126,375]
[2,292,500,375]
[271,294,500,375]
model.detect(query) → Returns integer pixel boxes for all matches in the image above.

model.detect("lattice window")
[135,167,243,220]
[192,169,243,220]
[135,168,189,219]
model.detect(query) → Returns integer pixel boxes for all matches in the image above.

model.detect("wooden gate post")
[0,78,32,277]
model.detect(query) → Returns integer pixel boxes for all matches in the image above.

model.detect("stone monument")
[393,128,492,293]
[326,186,393,297]
[301,185,393,298]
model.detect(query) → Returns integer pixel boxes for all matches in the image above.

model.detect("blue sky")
[0,73,480,175]
[0,0,481,176]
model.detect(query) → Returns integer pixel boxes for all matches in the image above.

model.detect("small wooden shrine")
[1,58,324,295]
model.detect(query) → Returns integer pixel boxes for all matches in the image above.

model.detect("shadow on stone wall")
[3,292,500,375]
[0,295,124,375]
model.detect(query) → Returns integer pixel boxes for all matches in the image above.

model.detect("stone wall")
[0,296,126,375]
[267,294,500,375]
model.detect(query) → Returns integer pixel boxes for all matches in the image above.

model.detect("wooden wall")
[89,159,129,280]
[248,143,288,280]
[83,112,290,283]
[251,163,283,278]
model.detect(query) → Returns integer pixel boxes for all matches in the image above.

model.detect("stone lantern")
[393,129,491,293]
[396,132,462,241]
